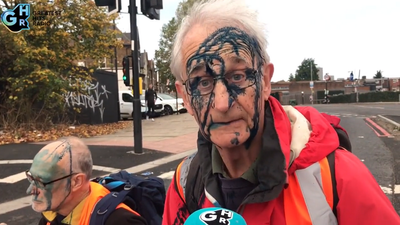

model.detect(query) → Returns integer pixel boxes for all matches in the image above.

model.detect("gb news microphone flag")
[184,207,247,225]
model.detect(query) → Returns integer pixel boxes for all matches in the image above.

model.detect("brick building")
[272,77,400,104]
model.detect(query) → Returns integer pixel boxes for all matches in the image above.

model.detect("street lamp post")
[324,73,330,103]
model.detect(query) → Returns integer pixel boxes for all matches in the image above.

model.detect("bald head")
[31,136,93,181]
[27,137,93,213]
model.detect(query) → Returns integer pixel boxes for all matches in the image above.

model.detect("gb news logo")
[1,3,30,33]
[199,209,233,225]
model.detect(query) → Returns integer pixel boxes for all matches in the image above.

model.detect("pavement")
[0,103,399,224]
[382,115,400,126]
[0,113,199,225]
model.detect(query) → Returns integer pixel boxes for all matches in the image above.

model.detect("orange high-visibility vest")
[175,155,337,225]
[44,182,139,225]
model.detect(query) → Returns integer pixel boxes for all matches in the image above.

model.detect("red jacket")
[162,97,400,224]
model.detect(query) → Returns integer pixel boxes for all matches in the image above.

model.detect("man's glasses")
[26,170,77,189]
[183,69,258,96]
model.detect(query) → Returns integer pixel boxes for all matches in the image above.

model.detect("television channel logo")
[1,3,30,33]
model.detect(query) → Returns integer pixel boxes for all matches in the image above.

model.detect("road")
[0,102,399,224]
[312,102,400,213]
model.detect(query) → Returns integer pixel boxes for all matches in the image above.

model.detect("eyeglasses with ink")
[183,68,258,96]
[26,170,77,188]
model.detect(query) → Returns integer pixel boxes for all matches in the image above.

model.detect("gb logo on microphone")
[199,209,233,225]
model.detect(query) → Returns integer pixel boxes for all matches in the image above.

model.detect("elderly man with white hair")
[162,0,400,224]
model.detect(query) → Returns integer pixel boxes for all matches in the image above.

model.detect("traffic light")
[141,0,163,20]
[94,0,121,14]
[123,56,130,86]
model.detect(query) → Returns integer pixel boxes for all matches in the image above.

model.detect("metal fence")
[281,93,315,105]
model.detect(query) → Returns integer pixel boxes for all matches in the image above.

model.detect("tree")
[154,18,178,91]
[155,0,205,92]
[295,58,319,81]
[0,0,122,129]
[374,70,383,79]
[288,73,295,82]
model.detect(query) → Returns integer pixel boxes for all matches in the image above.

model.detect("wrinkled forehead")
[182,26,261,79]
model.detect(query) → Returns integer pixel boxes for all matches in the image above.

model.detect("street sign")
[324,74,331,81]
[350,72,354,81]
[310,81,314,88]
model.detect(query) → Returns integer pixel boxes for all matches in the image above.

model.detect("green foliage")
[0,0,122,129]
[154,18,178,88]
[329,92,399,103]
[155,0,205,90]
[288,73,295,81]
[359,91,398,102]
[295,58,319,81]
[374,70,383,79]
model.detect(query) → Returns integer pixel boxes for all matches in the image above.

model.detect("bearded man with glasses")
[26,136,146,225]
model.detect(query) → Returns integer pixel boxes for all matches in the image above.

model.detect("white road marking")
[381,185,392,194]
[0,149,197,215]
[380,185,400,194]
[0,172,26,184]
[0,160,120,184]
[394,185,400,194]
[356,106,385,109]
[157,171,175,179]
[0,160,32,165]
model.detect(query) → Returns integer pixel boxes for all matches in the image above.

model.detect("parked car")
[119,90,163,120]
[157,93,186,115]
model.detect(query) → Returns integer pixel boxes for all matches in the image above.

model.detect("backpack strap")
[327,149,339,217]
[89,186,133,225]
[173,152,203,214]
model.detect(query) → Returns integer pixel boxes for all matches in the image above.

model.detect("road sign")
[350,72,354,81]
[310,81,314,88]
[324,74,331,81]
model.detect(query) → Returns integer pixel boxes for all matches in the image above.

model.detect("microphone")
[184,207,247,225]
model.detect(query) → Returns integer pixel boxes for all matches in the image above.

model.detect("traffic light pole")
[129,0,143,154]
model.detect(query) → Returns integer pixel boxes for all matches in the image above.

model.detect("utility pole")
[113,19,118,73]
[310,60,313,104]
[129,0,143,154]
[356,70,360,103]
[95,0,162,154]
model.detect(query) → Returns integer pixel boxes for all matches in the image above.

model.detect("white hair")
[170,0,270,81]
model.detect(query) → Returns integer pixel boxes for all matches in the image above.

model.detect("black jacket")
[145,89,157,105]
[38,208,147,225]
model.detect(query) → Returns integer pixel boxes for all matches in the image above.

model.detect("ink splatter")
[185,26,265,149]
[230,132,240,145]
[27,140,73,212]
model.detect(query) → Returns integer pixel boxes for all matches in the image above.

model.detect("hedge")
[329,92,400,103]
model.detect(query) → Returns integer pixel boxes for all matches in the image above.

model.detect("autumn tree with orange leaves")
[0,0,122,131]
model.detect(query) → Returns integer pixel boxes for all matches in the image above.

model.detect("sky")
[115,0,400,82]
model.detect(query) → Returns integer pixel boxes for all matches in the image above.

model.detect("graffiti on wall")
[64,80,111,122]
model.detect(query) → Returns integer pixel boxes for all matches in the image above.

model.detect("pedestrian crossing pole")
[129,0,143,154]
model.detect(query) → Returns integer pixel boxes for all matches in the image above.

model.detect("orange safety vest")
[175,155,337,225]
[44,182,139,225]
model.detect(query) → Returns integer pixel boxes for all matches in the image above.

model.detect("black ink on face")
[186,27,265,149]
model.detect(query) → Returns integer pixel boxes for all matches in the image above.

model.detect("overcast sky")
[115,0,400,82]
